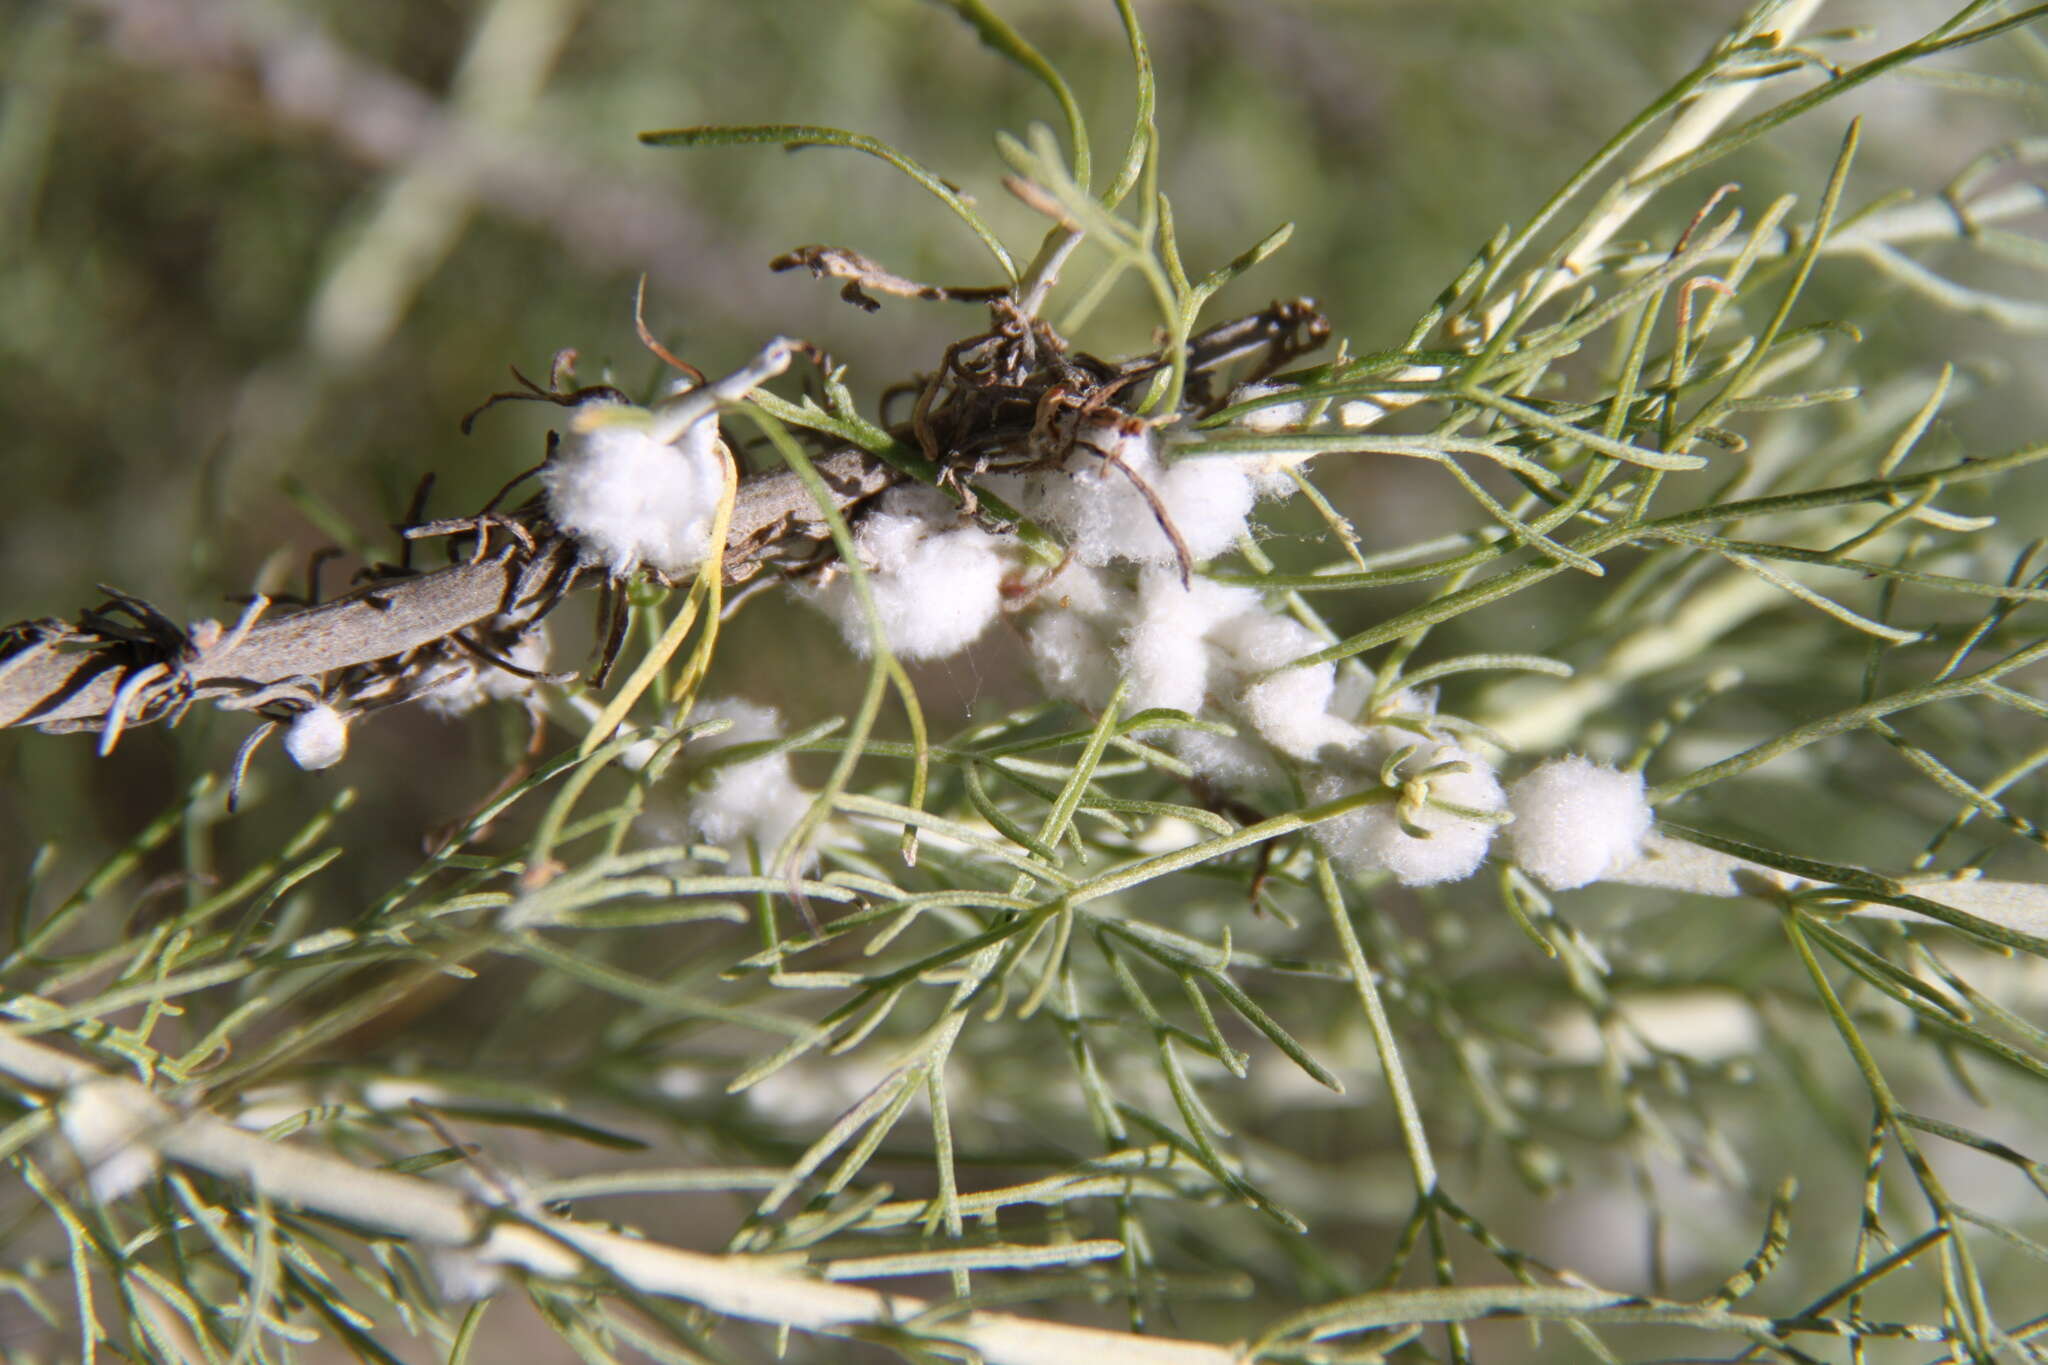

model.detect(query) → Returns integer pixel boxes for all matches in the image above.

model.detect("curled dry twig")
[770,243,1012,312]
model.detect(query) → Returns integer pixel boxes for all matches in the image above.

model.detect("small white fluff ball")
[426,1245,507,1303]
[1174,729,1284,787]
[284,704,349,771]
[802,486,1015,661]
[1026,611,1119,709]
[1118,572,1360,762]
[1119,571,1257,715]
[543,402,726,579]
[986,422,1255,568]
[1507,755,1654,890]
[686,699,811,867]
[1313,739,1506,887]
[1020,564,1133,709]
[1207,607,1359,759]
[422,625,551,718]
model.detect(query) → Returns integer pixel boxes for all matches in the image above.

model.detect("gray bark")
[0,448,894,737]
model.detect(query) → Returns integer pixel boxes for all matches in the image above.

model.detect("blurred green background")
[1,2,2045,1358]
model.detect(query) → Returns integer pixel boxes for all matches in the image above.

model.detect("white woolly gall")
[1114,571,1359,774]
[1507,755,1654,890]
[986,421,1256,569]
[541,337,796,581]
[1175,729,1285,787]
[1034,561,1131,619]
[284,703,349,771]
[1207,607,1359,760]
[427,1245,507,1303]
[1238,664,1350,759]
[542,402,726,579]
[1313,738,1506,887]
[1119,572,1255,716]
[1027,611,1120,709]
[1020,564,1132,709]
[1151,457,1259,563]
[686,698,812,869]
[1016,564,1371,785]
[800,485,1016,661]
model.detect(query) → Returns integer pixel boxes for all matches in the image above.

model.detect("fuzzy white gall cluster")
[1017,563,1647,893]
[685,698,812,869]
[987,420,1255,568]
[800,485,1018,660]
[1311,738,1507,887]
[1024,566,1357,781]
[1506,755,1655,890]
[283,703,349,771]
[1119,570,1240,716]
[1023,564,1131,708]
[1205,598,1362,762]
[1021,561,1533,885]
[542,401,726,579]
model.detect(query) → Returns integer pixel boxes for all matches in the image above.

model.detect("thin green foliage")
[5,2,2048,1362]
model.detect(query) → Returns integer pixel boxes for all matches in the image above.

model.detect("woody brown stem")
[0,447,896,738]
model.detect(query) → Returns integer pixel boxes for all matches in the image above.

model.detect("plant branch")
[0,447,895,738]
[0,1027,1236,1365]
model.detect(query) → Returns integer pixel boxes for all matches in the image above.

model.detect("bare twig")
[771,244,1011,312]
